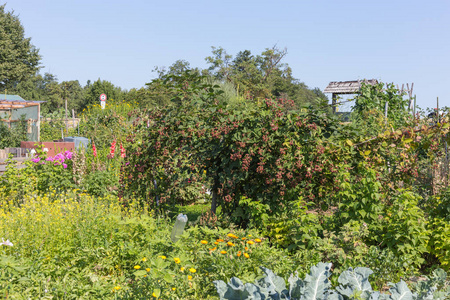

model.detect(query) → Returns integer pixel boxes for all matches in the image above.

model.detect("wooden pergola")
[324,79,378,113]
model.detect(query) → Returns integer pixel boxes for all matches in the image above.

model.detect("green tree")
[142,60,202,107]
[0,4,41,90]
[206,46,326,109]
[82,79,125,110]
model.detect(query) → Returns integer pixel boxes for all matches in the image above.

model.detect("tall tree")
[206,46,328,109]
[0,4,41,90]
[83,79,125,110]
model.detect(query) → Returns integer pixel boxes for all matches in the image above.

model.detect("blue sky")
[3,0,450,109]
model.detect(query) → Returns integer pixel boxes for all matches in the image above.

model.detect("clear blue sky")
[4,0,450,109]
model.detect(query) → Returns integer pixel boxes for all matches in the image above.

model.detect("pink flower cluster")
[31,150,73,169]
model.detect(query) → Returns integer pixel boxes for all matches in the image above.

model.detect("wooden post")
[332,93,337,114]
[384,101,389,125]
[72,109,75,131]
[437,97,440,123]
[37,103,41,142]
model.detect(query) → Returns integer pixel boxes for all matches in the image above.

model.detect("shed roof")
[324,79,378,94]
[0,94,45,109]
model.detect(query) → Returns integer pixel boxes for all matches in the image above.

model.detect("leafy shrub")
[121,71,345,219]
[0,156,36,204]
[263,199,322,251]
[383,190,429,271]
[334,163,385,241]
[428,217,450,271]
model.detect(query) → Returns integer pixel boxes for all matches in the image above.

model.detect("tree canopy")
[0,4,41,90]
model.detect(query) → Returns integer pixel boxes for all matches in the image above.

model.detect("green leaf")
[133,270,147,277]
[164,272,174,283]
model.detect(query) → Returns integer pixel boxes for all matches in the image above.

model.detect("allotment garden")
[1,76,450,299]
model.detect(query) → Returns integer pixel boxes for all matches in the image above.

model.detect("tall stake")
[384,101,389,125]
[437,97,440,123]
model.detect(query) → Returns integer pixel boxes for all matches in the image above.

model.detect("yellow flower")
[209,247,217,251]
[188,275,193,280]
[220,250,227,254]
[255,238,262,243]
[227,233,238,239]
[172,287,176,291]
[152,292,157,297]
[159,255,167,259]
[216,239,224,242]
[174,257,181,264]
[214,241,219,245]
[247,241,254,245]
[146,268,151,272]
[142,257,147,262]
[189,268,196,273]
[227,241,235,247]
[203,170,207,174]
[245,246,249,251]
[244,252,250,258]
[134,265,141,269]
[114,286,121,290]
[180,267,185,271]
[200,240,208,245]
[242,237,247,240]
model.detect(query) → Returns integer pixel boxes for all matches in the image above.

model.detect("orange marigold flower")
[245,247,249,251]
[255,238,262,243]
[188,275,193,280]
[227,241,235,247]
[237,251,242,257]
[244,252,250,258]
[209,247,217,251]
[214,242,219,245]
[241,237,247,240]
[227,233,238,239]
[220,250,227,254]
[200,240,208,245]
[247,241,254,245]
[216,239,224,242]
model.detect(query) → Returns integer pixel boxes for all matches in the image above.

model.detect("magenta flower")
[54,153,65,162]
[64,151,73,160]
[63,163,68,169]
[31,157,41,163]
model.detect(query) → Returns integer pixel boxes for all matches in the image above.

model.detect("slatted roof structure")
[324,80,378,113]
[324,79,378,94]
[0,95,45,141]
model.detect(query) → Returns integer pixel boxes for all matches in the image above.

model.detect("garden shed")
[324,79,378,113]
[0,94,44,141]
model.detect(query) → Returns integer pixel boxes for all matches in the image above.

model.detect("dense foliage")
[1,5,450,298]
[0,4,41,90]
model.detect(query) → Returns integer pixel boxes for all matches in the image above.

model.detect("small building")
[0,94,44,141]
[324,80,378,113]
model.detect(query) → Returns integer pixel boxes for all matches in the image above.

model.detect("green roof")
[0,94,26,101]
